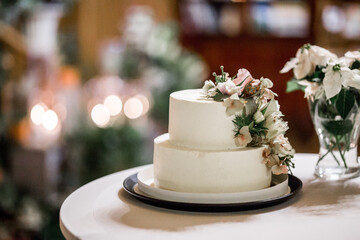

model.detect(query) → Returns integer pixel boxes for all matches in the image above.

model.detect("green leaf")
[351,60,360,70]
[286,80,306,93]
[213,91,227,101]
[336,89,355,119]
[322,120,353,135]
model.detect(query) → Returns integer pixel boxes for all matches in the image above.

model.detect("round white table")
[60,153,360,240]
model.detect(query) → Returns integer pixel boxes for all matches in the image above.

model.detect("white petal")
[323,67,343,99]
[294,50,312,79]
[343,69,360,89]
[280,58,298,73]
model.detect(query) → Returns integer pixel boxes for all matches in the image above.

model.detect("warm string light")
[124,97,143,119]
[104,95,122,116]
[90,94,150,127]
[91,104,111,128]
[30,103,59,131]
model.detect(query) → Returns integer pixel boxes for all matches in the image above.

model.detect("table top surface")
[60,153,360,240]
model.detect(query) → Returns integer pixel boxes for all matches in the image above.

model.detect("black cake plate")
[123,172,302,212]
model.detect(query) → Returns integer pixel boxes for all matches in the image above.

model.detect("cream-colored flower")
[217,79,238,95]
[223,94,245,116]
[308,45,337,66]
[344,50,360,64]
[298,80,321,99]
[263,99,280,117]
[202,80,215,95]
[253,110,265,123]
[281,44,337,79]
[235,126,252,147]
[343,69,360,90]
[264,112,289,140]
[323,60,353,99]
[272,134,295,158]
[260,77,274,88]
[280,58,298,74]
[294,47,313,79]
[265,153,280,168]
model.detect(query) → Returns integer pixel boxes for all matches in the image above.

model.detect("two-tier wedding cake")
[153,67,295,193]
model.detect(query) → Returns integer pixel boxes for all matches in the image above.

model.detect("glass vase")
[308,94,360,180]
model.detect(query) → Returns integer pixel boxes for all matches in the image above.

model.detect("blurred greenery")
[66,123,147,185]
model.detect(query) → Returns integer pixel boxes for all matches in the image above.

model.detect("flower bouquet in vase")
[281,44,360,180]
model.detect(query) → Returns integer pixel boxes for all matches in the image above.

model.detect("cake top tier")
[170,89,211,102]
[169,89,237,150]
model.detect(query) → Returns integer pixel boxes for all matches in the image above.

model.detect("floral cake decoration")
[202,66,295,175]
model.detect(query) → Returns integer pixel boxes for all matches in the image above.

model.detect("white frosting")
[169,89,238,150]
[154,134,271,193]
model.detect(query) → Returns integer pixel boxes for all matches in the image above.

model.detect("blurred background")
[1,0,360,238]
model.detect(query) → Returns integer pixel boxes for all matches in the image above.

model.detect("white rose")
[202,80,215,95]
[217,80,238,95]
[235,126,252,147]
[272,134,295,158]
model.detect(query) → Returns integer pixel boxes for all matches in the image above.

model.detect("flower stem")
[335,136,348,168]
[317,144,338,165]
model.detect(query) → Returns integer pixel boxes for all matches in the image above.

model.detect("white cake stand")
[60,153,360,240]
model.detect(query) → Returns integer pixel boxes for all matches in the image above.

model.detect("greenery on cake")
[202,67,295,175]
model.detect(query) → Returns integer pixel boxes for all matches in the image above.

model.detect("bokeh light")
[91,104,111,127]
[30,103,46,125]
[124,97,143,119]
[42,110,59,131]
[104,95,122,116]
[135,94,149,115]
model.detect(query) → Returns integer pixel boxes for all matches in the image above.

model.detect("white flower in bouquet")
[343,69,360,90]
[217,79,238,95]
[272,134,295,158]
[262,151,288,174]
[344,50,360,64]
[297,80,322,99]
[280,44,337,79]
[253,109,265,123]
[263,99,280,117]
[202,80,215,94]
[235,126,252,147]
[260,77,273,88]
[323,59,358,99]
[264,112,289,140]
[223,93,245,116]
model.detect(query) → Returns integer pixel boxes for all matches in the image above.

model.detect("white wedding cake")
[153,67,295,193]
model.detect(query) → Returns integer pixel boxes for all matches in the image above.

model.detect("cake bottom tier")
[153,133,271,193]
